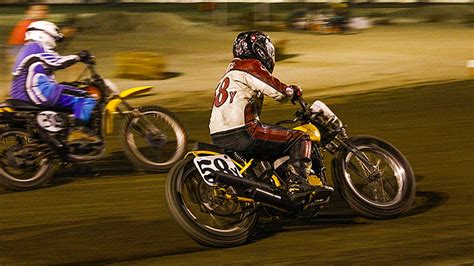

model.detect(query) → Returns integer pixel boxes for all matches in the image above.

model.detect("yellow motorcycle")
[0,60,187,190]
[165,97,415,247]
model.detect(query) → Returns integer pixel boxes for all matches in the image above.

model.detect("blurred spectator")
[4,3,49,98]
[7,3,49,56]
[198,3,217,12]
[289,9,310,30]
[329,2,350,31]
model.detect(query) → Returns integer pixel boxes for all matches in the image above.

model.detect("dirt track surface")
[1,80,473,264]
[0,11,473,263]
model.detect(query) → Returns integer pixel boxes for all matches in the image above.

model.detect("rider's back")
[209,58,288,135]
[10,41,79,107]
[10,42,45,102]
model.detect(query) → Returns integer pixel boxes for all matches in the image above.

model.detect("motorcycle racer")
[209,31,333,202]
[9,21,99,144]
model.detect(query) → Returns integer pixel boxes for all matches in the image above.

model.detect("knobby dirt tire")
[165,158,258,247]
[121,105,187,172]
[0,129,56,191]
[332,135,416,219]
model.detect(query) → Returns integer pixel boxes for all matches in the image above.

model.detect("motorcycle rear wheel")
[165,158,258,247]
[121,105,187,172]
[0,129,55,191]
[332,135,416,219]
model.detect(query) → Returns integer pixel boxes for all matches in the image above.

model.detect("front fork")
[332,137,381,179]
[115,100,163,138]
[311,146,329,185]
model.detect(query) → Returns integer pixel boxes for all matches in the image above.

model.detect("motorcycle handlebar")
[276,97,312,125]
[85,61,104,83]
[86,61,97,75]
[297,98,308,111]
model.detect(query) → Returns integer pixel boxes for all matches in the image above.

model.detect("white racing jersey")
[209,58,291,135]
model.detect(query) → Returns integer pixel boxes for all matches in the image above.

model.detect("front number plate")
[193,155,242,186]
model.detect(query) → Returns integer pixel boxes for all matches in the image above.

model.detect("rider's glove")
[77,50,95,64]
[286,85,303,103]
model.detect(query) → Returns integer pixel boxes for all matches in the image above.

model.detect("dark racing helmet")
[232,31,276,73]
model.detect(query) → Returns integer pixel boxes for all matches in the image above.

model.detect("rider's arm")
[37,51,80,71]
[244,60,292,102]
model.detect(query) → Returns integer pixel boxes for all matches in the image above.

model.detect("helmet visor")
[266,40,275,65]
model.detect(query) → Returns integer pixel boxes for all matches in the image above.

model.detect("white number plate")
[193,155,242,186]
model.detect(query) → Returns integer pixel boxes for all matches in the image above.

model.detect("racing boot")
[286,160,333,203]
[307,174,334,201]
[67,126,101,145]
[286,171,313,203]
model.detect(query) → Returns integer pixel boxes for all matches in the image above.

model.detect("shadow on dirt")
[253,213,363,244]
[276,54,298,62]
[415,174,424,182]
[403,191,449,217]
[0,150,140,193]
[46,151,142,188]
[251,184,448,243]
[122,72,182,86]
[161,72,182,80]
[0,144,180,192]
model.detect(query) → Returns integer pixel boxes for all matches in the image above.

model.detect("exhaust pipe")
[212,171,296,210]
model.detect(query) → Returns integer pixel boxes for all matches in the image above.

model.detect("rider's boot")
[286,160,333,203]
[307,174,334,201]
[286,171,312,203]
[67,121,101,145]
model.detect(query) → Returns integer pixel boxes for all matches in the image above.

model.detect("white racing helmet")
[25,21,64,50]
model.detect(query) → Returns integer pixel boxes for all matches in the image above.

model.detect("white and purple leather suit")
[10,41,96,122]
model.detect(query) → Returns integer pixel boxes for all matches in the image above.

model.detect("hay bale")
[115,52,166,80]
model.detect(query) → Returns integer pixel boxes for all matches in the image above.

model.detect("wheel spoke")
[201,203,226,227]
[381,175,397,196]
[178,165,255,232]
[343,142,407,207]
[0,130,53,186]
[347,160,372,184]
[130,124,147,138]
[124,107,187,170]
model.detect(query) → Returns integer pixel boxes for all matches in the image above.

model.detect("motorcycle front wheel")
[165,158,258,247]
[121,105,187,172]
[332,135,416,219]
[0,129,55,191]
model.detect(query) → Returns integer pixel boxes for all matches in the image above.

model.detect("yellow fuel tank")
[293,123,321,142]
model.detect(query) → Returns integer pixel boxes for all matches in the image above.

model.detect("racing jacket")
[10,41,80,106]
[209,58,292,135]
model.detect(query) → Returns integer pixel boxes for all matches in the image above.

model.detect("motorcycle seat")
[4,99,71,112]
[192,142,227,154]
[192,142,251,161]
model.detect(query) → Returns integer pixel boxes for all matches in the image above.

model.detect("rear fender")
[0,106,14,123]
[0,106,14,113]
[0,108,29,127]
